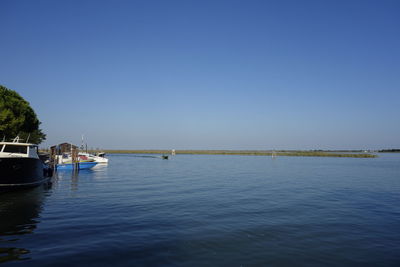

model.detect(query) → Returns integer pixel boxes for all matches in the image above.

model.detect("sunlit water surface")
[1,154,399,266]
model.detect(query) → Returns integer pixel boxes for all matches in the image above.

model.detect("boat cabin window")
[3,145,27,154]
[28,145,38,157]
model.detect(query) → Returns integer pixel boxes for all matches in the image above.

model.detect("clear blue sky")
[1,0,399,150]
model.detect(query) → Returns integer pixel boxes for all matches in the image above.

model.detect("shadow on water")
[0,184,51,263]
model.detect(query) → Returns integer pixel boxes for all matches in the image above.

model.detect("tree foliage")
[0,85,46,144]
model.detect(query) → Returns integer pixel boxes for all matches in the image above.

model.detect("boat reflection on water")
[0,185,50,263]
[53,169,82,191]
[52,164,108,191]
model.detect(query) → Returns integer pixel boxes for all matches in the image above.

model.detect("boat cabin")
[0,142,39,158]
[50,143,80,165]
[50,143,79,155]
[96,152,106,158]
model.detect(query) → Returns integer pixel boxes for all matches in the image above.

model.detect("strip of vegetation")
[99,150,377,158]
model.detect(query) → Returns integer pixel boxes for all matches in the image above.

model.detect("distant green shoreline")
[97,150,377,158]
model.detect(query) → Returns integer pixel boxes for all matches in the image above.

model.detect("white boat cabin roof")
[0,138,39,158]
[0,141,37,146]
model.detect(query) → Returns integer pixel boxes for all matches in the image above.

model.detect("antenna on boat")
[81,134,85,150]
[2,136,5,142]
[26,133,31,143]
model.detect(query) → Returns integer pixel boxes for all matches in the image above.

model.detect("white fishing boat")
[78,152,108,164]
[78,135,108,164]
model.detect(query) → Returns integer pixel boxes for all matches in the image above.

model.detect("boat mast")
[81,134,85,150]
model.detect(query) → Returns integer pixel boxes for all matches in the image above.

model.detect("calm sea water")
[1,153,399,266]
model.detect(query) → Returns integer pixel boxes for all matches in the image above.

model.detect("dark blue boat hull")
[0,157,49,192]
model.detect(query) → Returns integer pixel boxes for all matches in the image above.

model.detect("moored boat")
[54,152,98,170]
[77,135,109,165]
[51,143,99,170]
[78,152,109,164]
[0,137,51,192]
[56,161,98,170]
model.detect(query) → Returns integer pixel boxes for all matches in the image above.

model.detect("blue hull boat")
[57,162,98,170]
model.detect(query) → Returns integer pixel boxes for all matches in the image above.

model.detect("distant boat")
[0,136,51,191]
